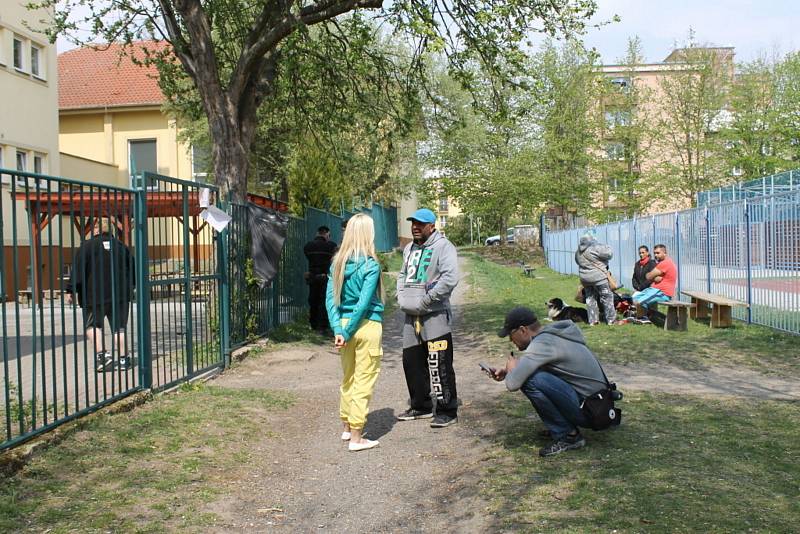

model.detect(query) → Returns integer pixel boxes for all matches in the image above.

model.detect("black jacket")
[68,232,135,307]
[303,236,337,276]
[632,258,657,291]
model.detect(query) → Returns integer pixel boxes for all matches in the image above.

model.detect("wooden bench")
[659,300,695,332]
[683,290,748,328]
[518,262,535,277]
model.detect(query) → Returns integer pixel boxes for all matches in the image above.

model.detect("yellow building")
[1,3,60,294]
[58,41,200,187]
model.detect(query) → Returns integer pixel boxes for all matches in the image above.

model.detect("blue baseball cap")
[407,208,436,224]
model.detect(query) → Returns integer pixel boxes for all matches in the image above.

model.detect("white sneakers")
[348,438,379,452]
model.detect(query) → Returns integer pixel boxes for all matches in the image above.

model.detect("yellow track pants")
[339,319,383,430]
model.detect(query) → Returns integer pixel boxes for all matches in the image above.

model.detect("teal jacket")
[325,256,384,341]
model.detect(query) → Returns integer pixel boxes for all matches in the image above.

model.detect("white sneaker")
[348,439,379,452]
[341,431,351,441]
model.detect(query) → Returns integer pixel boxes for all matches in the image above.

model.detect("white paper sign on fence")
[200,205,232,232]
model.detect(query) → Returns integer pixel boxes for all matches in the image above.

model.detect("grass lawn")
[0,383,294,532]
[465,250,800,532]
[463,251,800,377]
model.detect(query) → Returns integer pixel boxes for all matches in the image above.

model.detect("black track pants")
[402,333,458,417]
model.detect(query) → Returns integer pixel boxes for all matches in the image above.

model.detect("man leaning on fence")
[66,219,135,372]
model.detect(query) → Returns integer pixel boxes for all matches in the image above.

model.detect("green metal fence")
[0,169,143,450]
[1,166,400,450]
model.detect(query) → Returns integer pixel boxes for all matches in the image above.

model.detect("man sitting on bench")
[633,244,677,325]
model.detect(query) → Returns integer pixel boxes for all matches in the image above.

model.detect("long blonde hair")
[331,213,385,306]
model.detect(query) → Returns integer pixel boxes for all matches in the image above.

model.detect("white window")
[732,166,744,177]
[191,144,212,182]
[31,44,42,78]
[129,139,158,189]
[0,28,6,66]
[16,150,27,171]
[13,37,24,71]
[605,142,625,160]
[439,215,448,227]
[0,146,7,184]
[605,110,631,129]
[609,77,629,91]
[34,153,45,174]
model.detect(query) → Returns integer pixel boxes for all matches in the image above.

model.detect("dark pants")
[402,333,458,417]
[308,276,328,330]
[520,371,589,440]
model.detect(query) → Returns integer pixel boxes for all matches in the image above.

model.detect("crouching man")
[490,306,611,457]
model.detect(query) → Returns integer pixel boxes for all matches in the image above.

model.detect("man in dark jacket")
[303,226,337,332]
[632,245,657,293]
[489,306,612,457]
[66,219,135,372]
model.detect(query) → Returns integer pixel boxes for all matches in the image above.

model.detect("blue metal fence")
[543,189,800,335]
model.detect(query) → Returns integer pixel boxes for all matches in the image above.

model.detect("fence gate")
[138,173,224,390]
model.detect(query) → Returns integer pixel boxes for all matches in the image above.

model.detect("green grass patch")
[0,384,294,532]
[464,251,800,377]
[487,391,800,532]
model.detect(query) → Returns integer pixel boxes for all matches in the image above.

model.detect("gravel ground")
[207,264,506,533]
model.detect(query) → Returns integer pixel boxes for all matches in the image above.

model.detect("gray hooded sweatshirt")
[574,236,613,285]
[505,321,608,397]
[397,231,459,348]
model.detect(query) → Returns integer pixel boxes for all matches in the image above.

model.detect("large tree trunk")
[209,114,252,203]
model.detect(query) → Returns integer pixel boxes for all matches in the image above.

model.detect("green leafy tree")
[721,55,785,180]
[531,40,601,217]
[36,0,600,201]
[773,51,800,165]
[653,44,732,206]
[594,36,657,218]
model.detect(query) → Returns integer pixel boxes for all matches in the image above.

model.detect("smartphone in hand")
[479,362,495,375]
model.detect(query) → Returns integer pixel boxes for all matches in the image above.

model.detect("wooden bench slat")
[682,290,748,308]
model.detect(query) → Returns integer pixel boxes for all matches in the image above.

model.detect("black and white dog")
[545,298,589,323]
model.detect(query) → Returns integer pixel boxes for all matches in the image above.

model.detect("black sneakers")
[95,352,113,373]
[430,414,458,428]
[115,355,133,371]
[539,432,586,457]
[397,408,433,421]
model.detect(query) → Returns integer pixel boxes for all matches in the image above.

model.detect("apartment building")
[596,47,735,215]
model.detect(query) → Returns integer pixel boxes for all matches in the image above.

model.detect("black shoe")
[115,355,133,371]
[539,433,586,457]
[430,414,458,428]
[397,408,433,421]
[95,352,113,373]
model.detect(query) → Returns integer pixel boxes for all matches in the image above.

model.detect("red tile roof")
[59,41,169,110]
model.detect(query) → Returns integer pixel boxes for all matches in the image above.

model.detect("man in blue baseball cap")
[396,207,460,428]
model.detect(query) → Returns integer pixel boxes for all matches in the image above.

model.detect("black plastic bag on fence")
[248,203,289,287]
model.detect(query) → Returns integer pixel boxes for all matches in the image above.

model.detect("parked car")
[485,230,515,246]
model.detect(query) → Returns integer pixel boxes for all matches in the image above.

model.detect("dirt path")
[203,259,800,532]
[207,262,506,532]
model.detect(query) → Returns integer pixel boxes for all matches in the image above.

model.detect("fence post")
[134,188,152,390]
[181,186,194,376]
[744,200,753,323]
[218,198,231,367]
[674,211,681,298]
[705,207,712,293]
[617,221,622,282]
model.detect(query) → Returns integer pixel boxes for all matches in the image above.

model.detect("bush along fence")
[0,168,399,450]
[542,188,800,335]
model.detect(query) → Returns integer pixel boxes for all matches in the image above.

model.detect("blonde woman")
[326,213,385,452]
